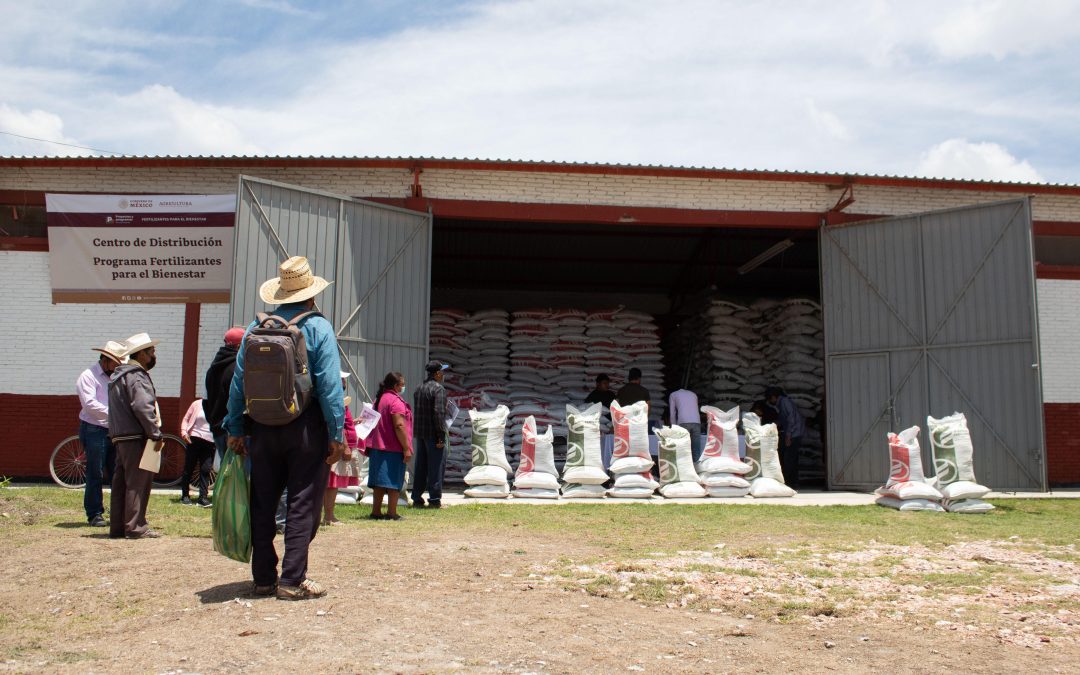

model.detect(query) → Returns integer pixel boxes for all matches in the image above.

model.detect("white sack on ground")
[562,403,609,485]
[468,405,512,475]
[698,405,748,474]
[875,496,946,512]
[609,400,652,474]
[656,425,706,498]
[927,412,991,500]
[943,498,995,514]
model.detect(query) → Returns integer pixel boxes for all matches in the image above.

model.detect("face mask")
[146,356,157,371]
[399,386,406,396]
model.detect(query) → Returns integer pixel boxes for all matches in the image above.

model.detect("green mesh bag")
[212,449,252,563]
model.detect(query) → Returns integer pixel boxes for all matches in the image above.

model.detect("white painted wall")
[1037,278,1080,404]
[0,250,229,398]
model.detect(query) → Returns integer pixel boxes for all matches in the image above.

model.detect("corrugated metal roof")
[1,154,1077,191]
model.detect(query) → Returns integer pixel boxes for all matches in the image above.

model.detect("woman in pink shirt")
[366,371,413,521]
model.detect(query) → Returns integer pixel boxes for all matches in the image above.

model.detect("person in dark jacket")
[411,360,449,508]
[108,333,163,539]
[204,326,245,461]
[766,386,805,489]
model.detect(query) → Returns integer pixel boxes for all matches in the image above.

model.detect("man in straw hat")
[225,256,346,600]
[76,340,128,527]
[108,333,164,539]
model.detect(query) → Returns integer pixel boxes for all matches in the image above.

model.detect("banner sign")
[46,193,235,303]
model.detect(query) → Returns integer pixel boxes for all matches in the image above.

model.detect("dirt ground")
[2,506,1079,674]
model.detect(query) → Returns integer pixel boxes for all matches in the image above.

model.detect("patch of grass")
[632,577,688,603]
[775,600,843,623]
[583,574,617,597]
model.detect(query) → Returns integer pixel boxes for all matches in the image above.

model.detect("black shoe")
[428,501,442,509]
[412,499,426,508]
[197,497,212,508]
[180,496,193,505]
[89,515,107,527]
[366,512,385,520]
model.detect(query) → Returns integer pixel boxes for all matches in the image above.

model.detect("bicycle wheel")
[50,436,87,489]
[151,434,189,488]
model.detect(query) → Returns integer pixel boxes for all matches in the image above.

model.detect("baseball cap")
[223,327,246,346]
[425,360,450,373]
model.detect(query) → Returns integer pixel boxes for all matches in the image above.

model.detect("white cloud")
[235,0,318,17]
[805,99,852,142]
[0,104,92,156]
[929,0,1080,60]
[916,139,1044,183]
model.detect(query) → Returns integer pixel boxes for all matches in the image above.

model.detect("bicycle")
[49,433,209,489]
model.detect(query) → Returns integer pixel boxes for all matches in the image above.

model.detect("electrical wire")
[0,129,126,156]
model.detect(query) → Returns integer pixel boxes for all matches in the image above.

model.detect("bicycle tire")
[49,435,87,489]
[151,434,190,488]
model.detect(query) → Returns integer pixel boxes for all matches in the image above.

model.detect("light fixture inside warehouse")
[737,239,794,275]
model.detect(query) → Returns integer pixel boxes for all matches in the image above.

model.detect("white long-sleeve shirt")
[76,362,110,428]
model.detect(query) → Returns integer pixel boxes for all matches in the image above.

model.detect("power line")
[0,129,127,156]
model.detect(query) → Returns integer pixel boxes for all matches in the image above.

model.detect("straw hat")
[92,340,129,365]
[259,256,332,305]
[122,333,160,357]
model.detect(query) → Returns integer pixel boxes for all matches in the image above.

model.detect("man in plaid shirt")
[411,360,450,508]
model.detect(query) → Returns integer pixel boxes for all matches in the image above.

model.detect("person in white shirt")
[76,340,128,527]
[668,388,702,463]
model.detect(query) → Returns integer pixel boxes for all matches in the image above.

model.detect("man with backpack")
[224,256,346,601]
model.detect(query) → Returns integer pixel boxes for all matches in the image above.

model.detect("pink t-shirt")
[368,391,412,453]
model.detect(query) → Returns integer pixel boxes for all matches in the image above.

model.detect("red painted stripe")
[1034,220,1080,237]
[370,197,839,229]
[1036,264,1080,280]
[0,237,47,251]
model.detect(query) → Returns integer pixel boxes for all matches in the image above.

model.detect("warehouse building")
[1,156,1078,489]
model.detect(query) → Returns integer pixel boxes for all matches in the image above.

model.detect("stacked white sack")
[607,400,658,498]
[429,308,510,481]
[561,403,609,498]
[463,406,512,498]
[874,425,945,511]
[926,413,994,513]
[656,425,707,498]
[742,412,797,497]
[512,415,561,499]
[696,405,751,497]
[666,296,824,484]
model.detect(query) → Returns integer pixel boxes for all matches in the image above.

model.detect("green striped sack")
[212,449,252,563]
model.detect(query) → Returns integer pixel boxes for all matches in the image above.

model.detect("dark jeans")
[181,437,215,500]
[248,406,329,588]
[79,421,115,522]
[678,423,703,464]
[780,435,802,489]
[411,437,446,504]
[109,439,154,538]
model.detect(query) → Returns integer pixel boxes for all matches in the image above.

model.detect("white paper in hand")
[445,400,460,429]
[355,402,382,441]
[138,438,162,473]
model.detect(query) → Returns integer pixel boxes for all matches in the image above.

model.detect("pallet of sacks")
[561,403,609,498]
[696,405,751,497]
[512,415,561,499]
[463,405,512,498]
[875,416,993,513]
[742,412,797,498]
[607,400,659,498]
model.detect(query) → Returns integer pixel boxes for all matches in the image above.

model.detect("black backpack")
[242,311,321,426]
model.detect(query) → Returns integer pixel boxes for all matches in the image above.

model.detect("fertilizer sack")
[464,483,511,498]
[698,405,748,474]
[944,498,995,514]
[468,405,512,474]
[609,400,653,474]
[875,425,942,500]
[875,496,946,512]
[562,403,609,485]
[742,412,786,483]
[656,425,706,498]
[512,487,561,499]
[562,483,607,499]
[927,413,990,500]
[516,415,558,477]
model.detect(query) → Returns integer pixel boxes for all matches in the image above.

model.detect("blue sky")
[1,0,1078,183]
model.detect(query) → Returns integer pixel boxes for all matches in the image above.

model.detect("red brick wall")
[0,394,182,478]
[1045,403,1080,486]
